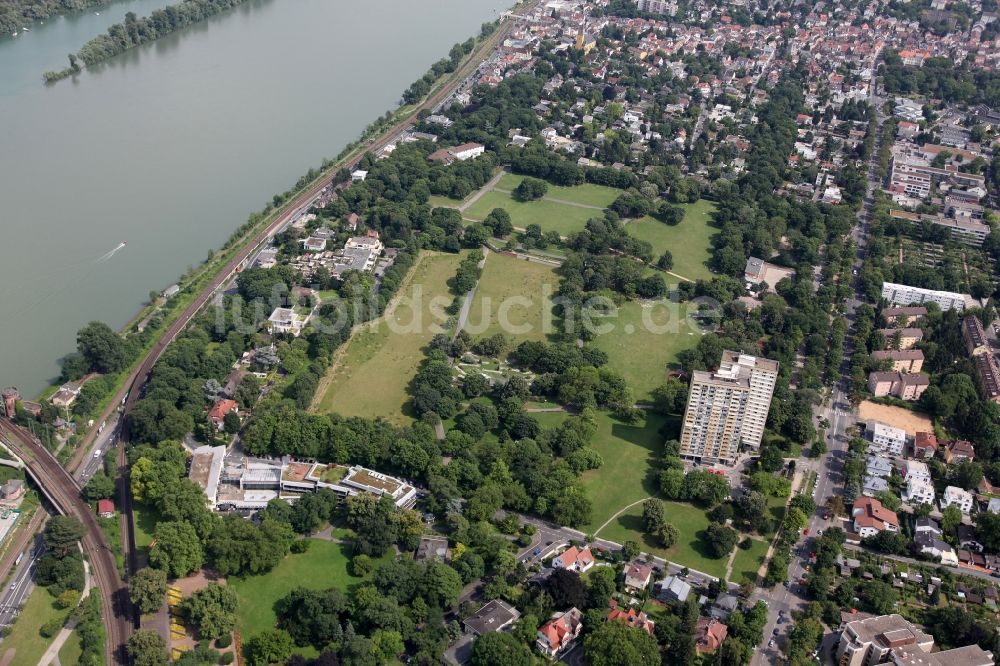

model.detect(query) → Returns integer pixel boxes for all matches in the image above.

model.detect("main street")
[0,535,43,627]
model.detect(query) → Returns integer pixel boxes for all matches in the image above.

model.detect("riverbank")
[44,0,257,83]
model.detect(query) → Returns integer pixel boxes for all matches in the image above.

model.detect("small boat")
[11,31,17,37]
[21,27,29,31]
[95,12,100,15]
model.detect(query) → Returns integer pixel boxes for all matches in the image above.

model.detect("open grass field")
[626,200,717,282]
[58,629,83,665]
[464,252,557,344]
[464,191,600,237]
[1,587,63,664]
[313,251,464,423]
[731,539,769,584]
[133,502,160,553]
[534,409,724,577]
[230,539,389,641]
[496,173,623,208]
[588,300,705,400]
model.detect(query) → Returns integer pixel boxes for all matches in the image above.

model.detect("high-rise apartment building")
[679,351,778,464]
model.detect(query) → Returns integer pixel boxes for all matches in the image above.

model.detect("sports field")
[313,251,463,423]
[463,252,557,343]
[627,200,717,282]
[587,300,704,400]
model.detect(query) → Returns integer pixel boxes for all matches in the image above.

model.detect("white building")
[679,351,779,464]
[880,282,969,312]
[902,477,936,506]
[901,460,930,482]
[866,422,906,456]
[267,307,310,337]
[940,486,974,514]
[450,142,485,161]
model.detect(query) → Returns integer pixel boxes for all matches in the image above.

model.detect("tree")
[76,321,128,373]
[129,568,168,615]
[84,472,116,501]
[149,521,204,578]
[245,629,294,666]
[44,516,84,558]
[621,540,641,562]
[181,583,238,639]
[704,524,738,558]
[512,177,548,201]
[585,620,659,666]
[546,568,586,609]
[942,504,963,534]
[470,631,533,666]
[127,629,168,666]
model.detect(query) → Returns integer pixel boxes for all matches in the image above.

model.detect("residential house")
[914,530,958,565]
[866,455,894,479]
[871,349,924,373]
[836,614,933,666]
[694,617,728,654]
[867,370,929,400]
[606,600,655,634]
[536,608,583,658]
[50,382,82,411]
[852,497,899,538]
[973,353,1000,404]
[0,479,24,501]
[710,594,739,621]
[940,486,974,514]
[427,142,485,165]
[882,306,927,327]
[267,307,310,337]
[97,499,115,518]
[464,600,521,636]
[878,328,924,350]
[208,399,238,431]
[866,422,906,456]
[902,477,935,506]
[551,546,595,573]
[944,440,976,464]
[962,316,991,356]
[623,560,654,592]
[902,460,930,482]
[958,525,984,552]
[864,476,889,495]
[913,432,938,459]
[415,536,450,562]
[657,575,691,603]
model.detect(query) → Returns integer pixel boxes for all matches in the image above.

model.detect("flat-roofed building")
[464,600,521,636]
[679,351,779,464]
[836,614,933,666]
[188,445,226,508]
[881,282,968,312]
[866,422,906,455]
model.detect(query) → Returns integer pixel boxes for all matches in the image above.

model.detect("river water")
[0,0,510,397]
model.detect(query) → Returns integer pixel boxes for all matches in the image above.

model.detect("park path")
[458,171,506,213]
[452,248,490,339]
[493,187,606,210]
[39,561,92,666]
[593,496,652,537]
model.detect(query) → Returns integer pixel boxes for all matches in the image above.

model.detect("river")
[0,0,510,398]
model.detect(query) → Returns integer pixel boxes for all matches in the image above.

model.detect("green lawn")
[230,539,387,641]
[1,587,64,664]
[535,410,726,578]
[731,539,769,584]
[464,252,557,343]
[313,251,464,423]
[496,173,623,207]
[464,191,601,237]
[626,200,717,282]
[133,502,160,553]
[597,501,727,579]
[58,629,83,665]
[587,300,706,400]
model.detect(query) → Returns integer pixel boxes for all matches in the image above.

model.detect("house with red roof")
[607,600,655,634]
[913,432,938,459]
[695,617,728,654]
[97,499,115,518]
[551,546,594,573]
[852,497,899,538]
[536,607,583,658]
[208,399,238,431]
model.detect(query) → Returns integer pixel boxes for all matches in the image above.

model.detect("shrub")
[219,653,235,665]
[40,617,64,638]
[289,540,311,554]
[215,635,232,649]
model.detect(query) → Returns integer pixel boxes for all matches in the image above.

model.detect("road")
[0,535,43,627]
[0,417,130,665]
[749,70,886,665]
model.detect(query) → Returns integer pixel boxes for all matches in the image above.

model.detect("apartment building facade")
[679,351,779,465]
